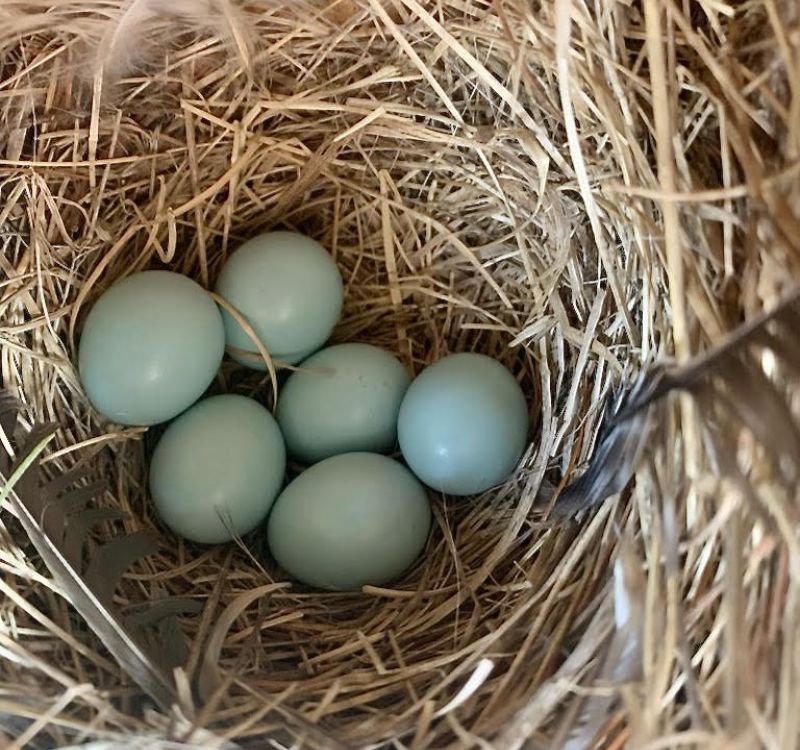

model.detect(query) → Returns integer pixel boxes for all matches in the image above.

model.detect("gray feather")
[554,287,800,517]
[0,412,178,710]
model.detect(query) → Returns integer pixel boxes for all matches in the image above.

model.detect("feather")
[84,531,160,605]
[552,366,665,517]
[125,598,204,673]
[560,537,645,750]
[93,0,254,84]
[0,401,181,710]
[615,287,800,417]
[62,508,129,568]
[42,462,96,498]
[0,393,21,456]
[124,597,203,628]
[2,472,176,710]
[58,480,107,514]
[554,287,800,517]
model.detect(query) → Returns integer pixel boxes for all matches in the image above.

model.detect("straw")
[1,0,798,746]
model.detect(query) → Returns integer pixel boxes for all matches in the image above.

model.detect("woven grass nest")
[2,1,800,748]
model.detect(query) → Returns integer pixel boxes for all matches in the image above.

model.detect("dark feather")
[124,597,203,629]
[16,424,60,475]
[62,507,130,568]
[710,364,800,479]
[84,531,160,605]
[126,597,204,673]
[0,400,179,710]
[152,616,192,671]
[43,462,96,498]
[0,392,20,440]
[4,479,177,709]
[552,366,665,517]
[614,287,800,418]
[554,287,800,517]
[58,479,107,511]
[1,398,344,749]
[8,424,59,520]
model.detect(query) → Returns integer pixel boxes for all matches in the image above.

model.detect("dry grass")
[0,0,799,747]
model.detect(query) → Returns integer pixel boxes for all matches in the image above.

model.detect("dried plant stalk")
[1,0,799,747]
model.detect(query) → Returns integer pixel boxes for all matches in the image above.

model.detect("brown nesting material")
[1,1,799,748]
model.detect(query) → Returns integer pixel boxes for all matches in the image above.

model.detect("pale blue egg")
[276,343,411,464]
[267,453,431,590]
[78,271,225,426]
[397,353,528,495]
[214,231,343,368]
[149,394,286,544]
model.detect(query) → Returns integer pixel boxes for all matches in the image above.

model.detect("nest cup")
[2,1,798,748]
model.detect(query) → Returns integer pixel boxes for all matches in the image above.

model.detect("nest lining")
[1,0,798,748]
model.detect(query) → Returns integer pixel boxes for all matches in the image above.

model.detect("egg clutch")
[78,231,530,591]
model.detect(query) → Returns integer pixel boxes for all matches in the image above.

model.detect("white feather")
[435,658,495,718]
[94,0,253,83]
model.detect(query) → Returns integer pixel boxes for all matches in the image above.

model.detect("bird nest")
[1,1,799,748]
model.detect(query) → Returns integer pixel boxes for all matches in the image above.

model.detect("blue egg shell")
[149,394,286,544]
[214,231,343,368]
[397,353,528,495]
[276,343,411,464]
[267,453,431,590]
[78,271,225,426]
